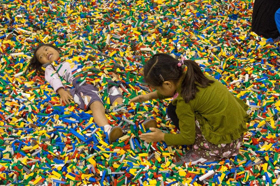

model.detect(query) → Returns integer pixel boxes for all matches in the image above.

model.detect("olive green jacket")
[158,76,249,145]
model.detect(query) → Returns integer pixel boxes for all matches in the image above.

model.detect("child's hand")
[57,88,73,105]
[129,95,149,104]
[139,128,165,143]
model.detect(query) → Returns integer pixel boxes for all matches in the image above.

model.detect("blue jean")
[275,8,280,34]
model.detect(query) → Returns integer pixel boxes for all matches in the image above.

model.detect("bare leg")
[112,97,123,106]
[84,96,123,143]
[89,99,108,127]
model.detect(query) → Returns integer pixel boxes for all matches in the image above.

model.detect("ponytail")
[181,60,214,103]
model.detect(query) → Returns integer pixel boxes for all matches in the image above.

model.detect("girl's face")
[151,81,177,97]
[36,46,60,64]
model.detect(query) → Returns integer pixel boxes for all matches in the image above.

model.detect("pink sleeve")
[58,62,74,83]
[45,66,64,93]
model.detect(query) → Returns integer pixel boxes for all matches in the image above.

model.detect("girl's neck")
[175,71,187,94]
[53,56,65,65]
[55,56,62,63]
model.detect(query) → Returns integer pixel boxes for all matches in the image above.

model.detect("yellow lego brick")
[99,140,108,147]
[52,171,62,178]
[162,152,171,157]
[139,153,148,157]
[88,157,96,167]
[66,174,75,181]
[33,176,42,185]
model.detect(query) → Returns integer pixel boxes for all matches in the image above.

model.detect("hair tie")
[178,57,188,73]
[177,56,185,67]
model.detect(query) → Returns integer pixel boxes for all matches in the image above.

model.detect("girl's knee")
[90,100,104,109]
[112,97,123,106]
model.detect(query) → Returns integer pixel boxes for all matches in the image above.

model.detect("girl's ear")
[163,81,171,86]
[163,81,174,89]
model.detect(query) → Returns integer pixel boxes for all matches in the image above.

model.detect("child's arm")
[140,98,196,145]
[45,66,73,105]
[57,88,73,105]
[129,91,159,104]
[164,102,196,145]
[139,127,165,143]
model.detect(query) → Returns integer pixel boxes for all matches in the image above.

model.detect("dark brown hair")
[26,43,61,76]
[144,53,214,103]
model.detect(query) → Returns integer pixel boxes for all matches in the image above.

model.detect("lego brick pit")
[0,0,280,185]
